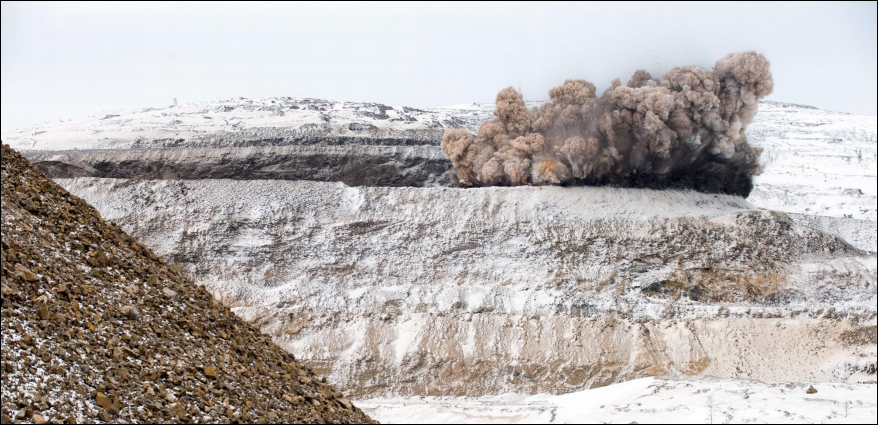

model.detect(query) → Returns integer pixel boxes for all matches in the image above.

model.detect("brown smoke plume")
[441,51,773,196]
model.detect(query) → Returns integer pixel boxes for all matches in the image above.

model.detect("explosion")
[441,51,773,196]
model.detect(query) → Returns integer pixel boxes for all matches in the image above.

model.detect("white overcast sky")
[2,1,876,131]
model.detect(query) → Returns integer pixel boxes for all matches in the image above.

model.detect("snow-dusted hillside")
[749,102,877,222]
[747,102,877,251]
[1,98,455,150]
[0,97,532,150]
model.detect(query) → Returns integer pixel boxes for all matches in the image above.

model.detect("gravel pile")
[1,143,376,424]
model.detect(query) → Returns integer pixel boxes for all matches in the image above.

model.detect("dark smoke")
[441,51,773,196]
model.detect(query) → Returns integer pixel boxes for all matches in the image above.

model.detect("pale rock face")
[58,178,877,397]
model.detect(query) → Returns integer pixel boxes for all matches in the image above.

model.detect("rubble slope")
[0,144,375,424]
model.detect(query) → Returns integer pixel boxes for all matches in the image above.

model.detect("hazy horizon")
[2,1,877,132]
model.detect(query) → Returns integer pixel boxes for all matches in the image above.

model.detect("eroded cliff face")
[57,178,877,397]
[275,316,875,398]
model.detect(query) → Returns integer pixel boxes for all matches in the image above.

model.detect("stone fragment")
[119,305,140,319]
[14,264,39,282]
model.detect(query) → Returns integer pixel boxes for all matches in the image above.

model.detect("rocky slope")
[0,144,375,424]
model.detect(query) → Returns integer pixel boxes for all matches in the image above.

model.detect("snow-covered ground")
[358,378,877,424]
